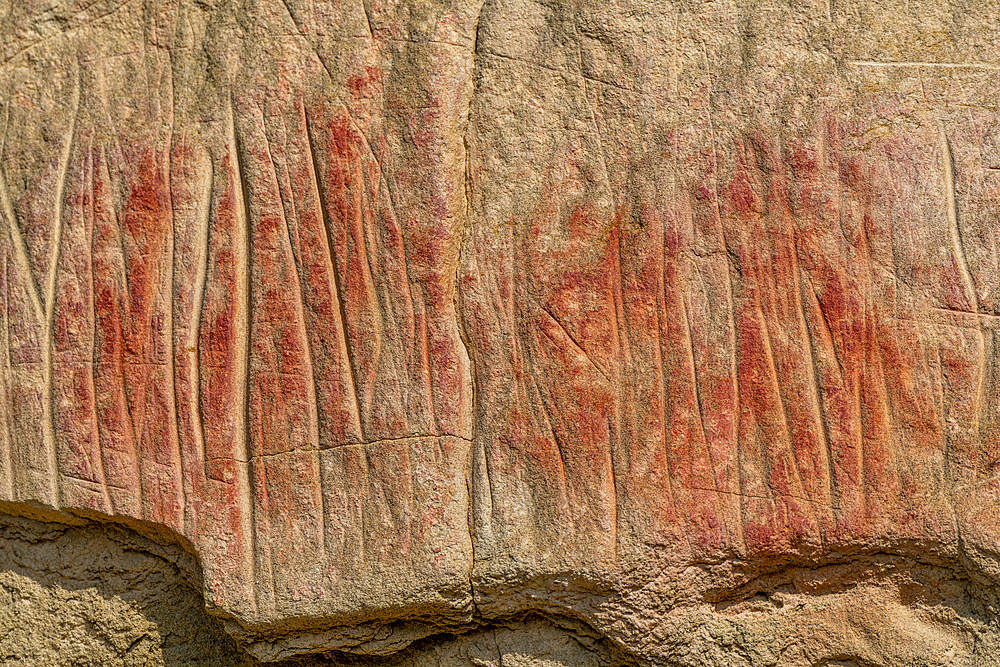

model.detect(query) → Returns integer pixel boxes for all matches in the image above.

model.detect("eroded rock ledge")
[1,506,996,666]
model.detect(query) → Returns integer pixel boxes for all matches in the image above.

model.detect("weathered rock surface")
[0,505,255,666]
[0,0,999,663]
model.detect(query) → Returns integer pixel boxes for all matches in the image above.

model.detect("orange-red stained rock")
[0,0,998,660]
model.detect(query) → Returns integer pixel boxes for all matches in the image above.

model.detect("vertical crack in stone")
[456,0,486,615]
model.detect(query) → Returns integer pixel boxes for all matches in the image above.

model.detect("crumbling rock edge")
[1,502,998,666]
[0,499,204,581]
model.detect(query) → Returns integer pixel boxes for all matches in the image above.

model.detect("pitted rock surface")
[0,0,999,663]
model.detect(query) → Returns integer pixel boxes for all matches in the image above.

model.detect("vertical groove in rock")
[227,93,259,616]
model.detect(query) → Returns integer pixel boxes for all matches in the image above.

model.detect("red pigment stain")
[347,65,384,99]
[725,170,761,219]
[784,138,818,176]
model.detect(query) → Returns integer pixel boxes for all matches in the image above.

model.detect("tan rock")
[0,0,998,663]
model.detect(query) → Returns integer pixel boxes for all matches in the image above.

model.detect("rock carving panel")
[0,0,998,662]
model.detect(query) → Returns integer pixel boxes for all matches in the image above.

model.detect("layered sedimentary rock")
[0,0,999,664]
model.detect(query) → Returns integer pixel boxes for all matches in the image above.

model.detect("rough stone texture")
[1,507,997,665]
[0,508,637,667]
[0,505,255,666]
[0,0,999,664]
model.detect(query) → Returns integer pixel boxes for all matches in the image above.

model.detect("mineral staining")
[0,0,998,664]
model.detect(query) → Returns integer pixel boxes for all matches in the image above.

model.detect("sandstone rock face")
[0,0,999,664]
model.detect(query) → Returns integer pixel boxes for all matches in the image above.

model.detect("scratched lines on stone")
[852,167,900,521]
[0,248,10,500]
[526,349,586,556]
[357,111,424,435]
[688,256,744,544]
[466,231,507,555]
[930,341,952,486]
[0,0,138,68]
[875,318,907,505]
[478,49,643,98]
[720,259,745,551]
[214,434,466,462]
[302,103,364,441]
[360,0,377,39]
[792,248,836,516]
[355,118,399,436]
[347,103,428,437]
[272,0,337,81]
[95,144,145,514]
[756,284,818,534]
[299,98,364,552]
[336,103,424,439]
[258,107,325,561]
[756,156,823,529]
[187,152,213,486]
[848,60,1000,70]
[755,129,848,536]
[415,289,437,434]
[324,108,386,436]
[803,252,845,382]
[577,85,623,349]
[0,158,43,323]
[0,62,83,507]
[973,320,988,458]
[537,303,610,384]
[41,64,81,506]
[934,126,985,491]
[238,109,281,613]
[0,104,45,504]
[778,131,851,528]
[651,212,685,550]
[227,96,260,614]
[697,70,748,553]
[851,252,882,511]
[925,315,990,455]
[677,264,717,499]
[457,66,477,417]
[940,125,979,314]
[606,213,627,560]
[162,46,186,532]
[109,133,171,523]
[678,251,740,547]
[82,141,115,514]
[455,58,484,539]
[657,152,689,548]
[290,102,363,562]
[573,13,615,216]
[0,102,15,500]
[495,267,545,546]
[523,330,573,540]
